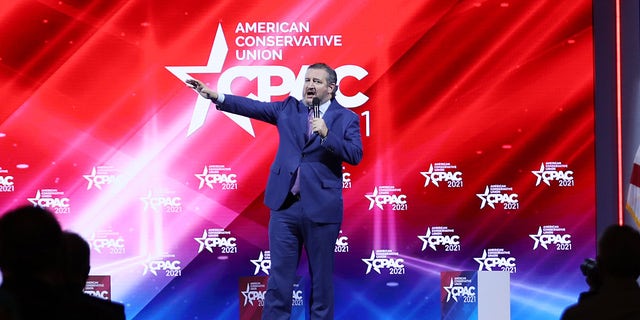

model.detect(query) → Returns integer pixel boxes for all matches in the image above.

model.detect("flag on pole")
[626,145,640,228]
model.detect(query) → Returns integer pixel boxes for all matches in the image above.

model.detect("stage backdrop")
[0,0,595,319]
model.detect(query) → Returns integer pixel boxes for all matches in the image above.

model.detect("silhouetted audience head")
[62,231,92,294]
[596,224,640,279]
[560,224,640,320]
[60,231,127,319]
[0,206,126,320]
[0,205,64,281]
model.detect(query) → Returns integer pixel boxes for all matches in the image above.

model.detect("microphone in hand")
[312,97,320,118]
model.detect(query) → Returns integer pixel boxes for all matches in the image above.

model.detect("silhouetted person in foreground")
[62,231,126,319]
[560,224,640,320]
[0,206,124,320]
[0,205,67,320]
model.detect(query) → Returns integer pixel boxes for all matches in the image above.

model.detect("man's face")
[303,68,335,106]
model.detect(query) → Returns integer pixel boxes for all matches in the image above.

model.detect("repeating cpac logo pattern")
[476,184,519,210]
[361,249,405,275]
[531,162,575,187]
[83,279,110,300]
[342,166,352,189]
[142,255,182,277]
[420,163,463,188]
[364,186,408,211]
[530,226,572,251]
[89,231,126,255]
[0,167,14,192]
[250,251,271,275]
[240,282,302,307]
[241,282,266,307]
[140,189,182,213]
[83,165,122,190]
[474,248,517,273]
[27,189,71,214]
[195,228,238,254]
[335,232,350,253]
[443,277,476,303]
[418,227,461,252]
[195,165,238,190]
[292,285,304,307]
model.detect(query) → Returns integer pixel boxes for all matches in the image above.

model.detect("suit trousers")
[262,193,341,320]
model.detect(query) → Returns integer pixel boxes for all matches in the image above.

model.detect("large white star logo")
[250,251,270,275]
[364,187,382,210]
[361,250,378,274]
[142,258,158,276]
[195,230,210,253]
[476,186,493,209]
[473,250,490,271]
[529,227,545,250]
[27,190,42,207]
[531,163,547,186]
[194,166,211,189]
[420,164,436,187]
[83,167,99,190]
[241,283,253,306]
[140,190,160,212]
[166,23,254,137]
[417,228,433,251]
[443,278,457,302]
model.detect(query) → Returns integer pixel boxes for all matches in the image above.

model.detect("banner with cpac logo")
[441,271,510,320]
[0,0,595,319]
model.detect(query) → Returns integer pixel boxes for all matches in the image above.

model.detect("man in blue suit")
[187,62,363,320]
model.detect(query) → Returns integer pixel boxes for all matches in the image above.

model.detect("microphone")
[312,97,320,119]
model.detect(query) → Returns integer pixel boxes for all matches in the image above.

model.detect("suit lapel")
[322,101,338,131]
[298,101,311,146]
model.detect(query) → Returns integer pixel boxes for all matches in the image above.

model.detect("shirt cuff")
[216,93,225,103]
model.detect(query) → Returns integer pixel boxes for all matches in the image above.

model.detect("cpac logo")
[361,251,405,274]
[342,167,352,188]
[418,228,460,251]
[0,176,15,192]
[364,187,407,210]
[143,259,182,276]
[292,289,304,306]
[530,227,571,250]
[195,230,237,253]
[335,235,349,253]
[443,279,476,302]
[532,163,574,186]
[195,166,237,189]
[85,290,109,299]
[166,23,369,136]
[83,167,120,190]
[0,176,14,186]
[27,190,70,208]
[90,238,125,254]
[140,191,181,212]
[420,165,462,187]
[250,251,271,275]
[476,186,518,209]
[335,236,349,246]
[241,284,265,306]
[474,250,516,271]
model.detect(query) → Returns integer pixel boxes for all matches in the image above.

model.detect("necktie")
[291,108,315,195]
[307,107,314,138]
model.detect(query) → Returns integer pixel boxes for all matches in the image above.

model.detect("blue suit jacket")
[216,95,363,223]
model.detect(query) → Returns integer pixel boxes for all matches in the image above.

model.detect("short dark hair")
[0,206,64,275]
[597,224,640,278]
[308,62,337,99]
